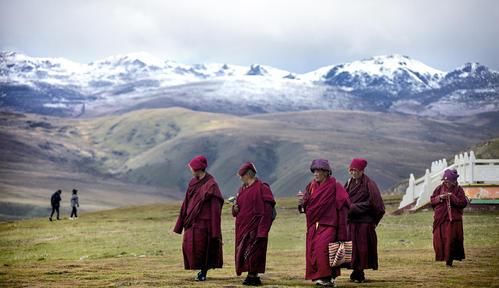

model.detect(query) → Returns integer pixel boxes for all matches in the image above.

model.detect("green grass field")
[0,197,498,287]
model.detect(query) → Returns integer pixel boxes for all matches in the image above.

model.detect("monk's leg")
[444,222,454,267]
[433,224,446,262]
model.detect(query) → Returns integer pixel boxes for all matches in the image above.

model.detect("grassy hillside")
[0,197,497,287]
[472,137,499,159]
[2,108,499,219]
[80,108,499,196]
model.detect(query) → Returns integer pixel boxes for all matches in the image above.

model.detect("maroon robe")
[174,173,224,270]
[430,184,468,262]
[345,174,385,271]
[232,178,276,276]
[301,176,350,280]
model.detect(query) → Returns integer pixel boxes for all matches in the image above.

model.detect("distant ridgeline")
[397,151,499,213]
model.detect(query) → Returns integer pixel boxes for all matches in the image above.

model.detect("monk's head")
[188,155,208,179]
[238,162,257,186]
[349,158,367,179]
[310,159,331,183]
[312,169,329,183]
[442,169,458,188]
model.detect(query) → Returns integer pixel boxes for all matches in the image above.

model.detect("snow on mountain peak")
[90,52,165,68]
[335,54,444,78]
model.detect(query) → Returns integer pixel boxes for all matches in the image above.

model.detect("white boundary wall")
[398,151,499,210]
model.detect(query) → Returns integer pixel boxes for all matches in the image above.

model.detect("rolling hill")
[1,107,498,219]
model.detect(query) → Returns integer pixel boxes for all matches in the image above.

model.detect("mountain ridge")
[1,51,498,118]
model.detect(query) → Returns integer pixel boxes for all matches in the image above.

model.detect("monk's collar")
[243,178,258,188]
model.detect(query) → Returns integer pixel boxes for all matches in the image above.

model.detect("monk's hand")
[233,204,239,214]
[439,193,450,199]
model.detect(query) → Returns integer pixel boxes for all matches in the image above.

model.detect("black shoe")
[253,277,262,286]
[243,276,261,286]
[350,271,365,283]
[195,271,206,281]
[49,217,52,222]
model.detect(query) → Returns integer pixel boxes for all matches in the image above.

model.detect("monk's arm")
[210,197,223,239]
[336,204,349,241]
[430,186,442,207]
[368,181,385,224]
[349,200,370,215]
[173,206,185,234]
[257,201,274,238]
[450,187,468,209]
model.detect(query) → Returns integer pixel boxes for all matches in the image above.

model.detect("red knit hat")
[349,158,367,171]
[188,155,208,171]
[238,162,257,176]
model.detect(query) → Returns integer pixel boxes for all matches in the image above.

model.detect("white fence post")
[398,150,499,212]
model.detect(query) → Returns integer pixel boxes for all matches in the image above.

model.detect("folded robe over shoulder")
[174,173,224,270]
[302,176,350,280]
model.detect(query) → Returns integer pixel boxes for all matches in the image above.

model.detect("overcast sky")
[1,0,498,73]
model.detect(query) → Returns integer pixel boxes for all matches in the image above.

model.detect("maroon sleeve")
[450,186,468,209]
[430,186,442,207]
[257,184,275,238]
[257,202,274,238]
[301,183,312,212]
[173,202,185,234]
[368,180,385,225]
[336,203,350,241]
[210,197,223,238]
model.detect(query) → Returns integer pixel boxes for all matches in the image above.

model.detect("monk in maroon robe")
[173,155,224,281]
[344,158,385,283]
[298,159,350,287]
[430,168,468,267]
[232,162,275,286]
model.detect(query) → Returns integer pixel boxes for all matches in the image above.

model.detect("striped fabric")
[328,241,352,267]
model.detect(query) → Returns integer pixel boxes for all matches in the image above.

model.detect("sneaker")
[315,279,334,287]
[49,217,52,222]
[69,217,74,220]
[195,271,206,281]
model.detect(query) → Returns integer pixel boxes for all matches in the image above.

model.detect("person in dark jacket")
[70,189,79,219]
[345,158,385,283]
[49,189,62,221]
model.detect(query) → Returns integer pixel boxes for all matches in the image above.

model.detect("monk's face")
[189,167,204,178]
[239,174,253,185]
[443,180,456,188]
[349,168,363,179]
[313,169,328,183]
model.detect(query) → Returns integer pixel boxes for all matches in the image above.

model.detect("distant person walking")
[173,155,224,281]
[232,162,276,286]
[298,159,350,287]
[344,158,385,283]
[49,189,62,221]
[70,189,79,219]
[430,169,468,267]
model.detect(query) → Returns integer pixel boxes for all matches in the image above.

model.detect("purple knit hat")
[310,159,331,173]
[442,169,459,182]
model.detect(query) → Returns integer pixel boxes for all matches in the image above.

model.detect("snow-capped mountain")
[1,51,498,117]
[315,55,444,93]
